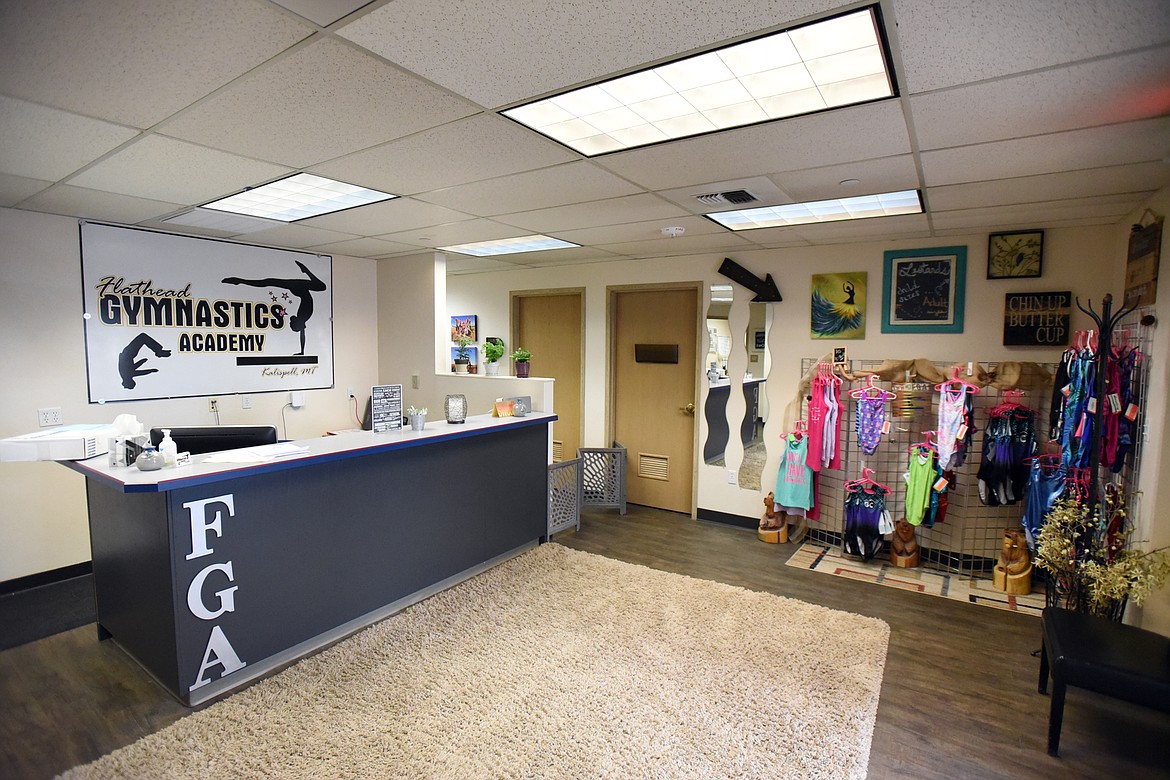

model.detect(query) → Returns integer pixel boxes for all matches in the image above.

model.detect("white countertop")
[66,412,556,493]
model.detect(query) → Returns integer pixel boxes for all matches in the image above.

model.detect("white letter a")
[189,625,247,691]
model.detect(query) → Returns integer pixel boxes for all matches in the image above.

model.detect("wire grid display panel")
[801,358,1059,576]
[1107,305,1154,527]
[548,458,582,536]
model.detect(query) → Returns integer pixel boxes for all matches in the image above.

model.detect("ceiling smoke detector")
[695,189,758,206]
[661,226,686,238]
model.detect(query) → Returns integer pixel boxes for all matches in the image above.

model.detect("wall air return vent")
[695,189,758,206]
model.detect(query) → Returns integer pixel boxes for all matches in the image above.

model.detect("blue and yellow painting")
[811,272,866,340]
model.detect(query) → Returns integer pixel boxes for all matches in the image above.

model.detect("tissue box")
[0,424,120,462]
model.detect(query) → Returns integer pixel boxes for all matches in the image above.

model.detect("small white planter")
[410,414,426,431]
[485,361,500,376]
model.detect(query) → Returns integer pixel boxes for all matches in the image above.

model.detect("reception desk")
[66,413,554,705]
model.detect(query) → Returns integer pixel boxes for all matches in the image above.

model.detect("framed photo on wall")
[987,230,1043,279]
[450,315,477,341]
[881,246,967,333]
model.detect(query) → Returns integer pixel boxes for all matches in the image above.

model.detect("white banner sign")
[81,223,334,402]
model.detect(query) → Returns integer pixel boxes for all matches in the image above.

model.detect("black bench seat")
[1038,606,1170,756]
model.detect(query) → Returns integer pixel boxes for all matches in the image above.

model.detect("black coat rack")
[1074,293,1138,514]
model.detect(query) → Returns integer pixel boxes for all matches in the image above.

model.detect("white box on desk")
[0,424,119,462]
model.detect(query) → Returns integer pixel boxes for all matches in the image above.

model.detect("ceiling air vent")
[695,189,758,206]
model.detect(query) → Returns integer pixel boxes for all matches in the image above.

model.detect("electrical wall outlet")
[208,398,219,413]
[37,407,63,427]
[290,391,305,408]
[411,374,419,390]
[347,387,355,399]
[240,395,252,409]
[726,469,737,485]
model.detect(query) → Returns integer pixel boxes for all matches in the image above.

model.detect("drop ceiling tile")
[457,246,619,267]
[598,231,756,257]
[0,96,139,182]
[309,236,420,258]
[0,173,51,207]
[772,155,921,203]
[378,219,524,248]
[894,0,1170,93]
[926,163,1170,212]
[311,114,578,195]
[495,194,689,234]
[69,136,291,205]
[298,197,476,235]
[163,37,479,169]
[338,0,836,107]
[929,196,1138,230]
[595,101,911,191]
[227,223,359,249]
[0,0,311,127]
[418,162,642,216]
[270,0,370,27]
[921,118,1170,186]
[21,185,182,224]
[555,216,723,246]
[444,256,529,275]
[910,47,1170,150]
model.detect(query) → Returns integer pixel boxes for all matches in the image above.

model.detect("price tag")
[933,476,949,492]
[1107,393,1122,413]
[956,424,968,440]
[1087,397,1097,414]
[881,419,891,435]
[1125,403,1140,422]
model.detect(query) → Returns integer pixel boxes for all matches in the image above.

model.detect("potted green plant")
[482,339,505,376]
[511,346,531,378]
[453,335,473,373]
[406,405,428,431]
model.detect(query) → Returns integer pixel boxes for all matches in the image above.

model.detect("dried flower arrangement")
[1035,493,1170,619]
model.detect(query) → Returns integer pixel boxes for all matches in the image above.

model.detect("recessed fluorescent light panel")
[438,235,581,257]
[503,5,893,156]
[203,173,397,222]
[705,190,922,231]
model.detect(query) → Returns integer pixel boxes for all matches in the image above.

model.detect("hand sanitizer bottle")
[159,429,178,467]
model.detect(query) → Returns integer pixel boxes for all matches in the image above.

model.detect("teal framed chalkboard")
[881,246,967,333]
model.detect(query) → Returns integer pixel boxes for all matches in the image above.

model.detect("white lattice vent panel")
[638,453,669,481]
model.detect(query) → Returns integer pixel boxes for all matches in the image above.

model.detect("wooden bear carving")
[889,518,920,567]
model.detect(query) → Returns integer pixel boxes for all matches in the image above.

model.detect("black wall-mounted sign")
[1003,291,1071,346]
[717,257,782,302]
[635,343,679,363]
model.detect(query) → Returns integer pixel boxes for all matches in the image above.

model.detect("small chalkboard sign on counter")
[881,246,967,333]
[371,384,403,432]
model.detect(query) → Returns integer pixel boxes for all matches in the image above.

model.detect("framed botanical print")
[987,230,1043,279]
[881,246,967,333]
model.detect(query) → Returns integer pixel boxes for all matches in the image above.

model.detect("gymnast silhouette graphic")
[222,260,326,356]
[119,333,171,389]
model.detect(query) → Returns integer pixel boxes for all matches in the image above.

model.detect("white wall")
[0,207,380,582]
[447,226,1123,520]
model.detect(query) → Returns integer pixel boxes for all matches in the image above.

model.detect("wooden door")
[612,287,698,513]
[516,292,583,462]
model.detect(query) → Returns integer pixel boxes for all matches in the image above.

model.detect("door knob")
[679,402,695,415]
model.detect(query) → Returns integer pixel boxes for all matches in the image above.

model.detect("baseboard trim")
[0,561,93,596]
[697,507,757,530]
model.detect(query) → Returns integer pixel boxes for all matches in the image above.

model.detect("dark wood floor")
[2,506,1167,779]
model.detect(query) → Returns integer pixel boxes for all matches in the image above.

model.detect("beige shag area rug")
[61,544,889,780]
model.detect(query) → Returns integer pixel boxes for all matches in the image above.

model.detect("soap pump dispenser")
[159,428,178,467]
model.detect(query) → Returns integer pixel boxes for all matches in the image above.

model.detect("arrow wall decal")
[717,258,783,302]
